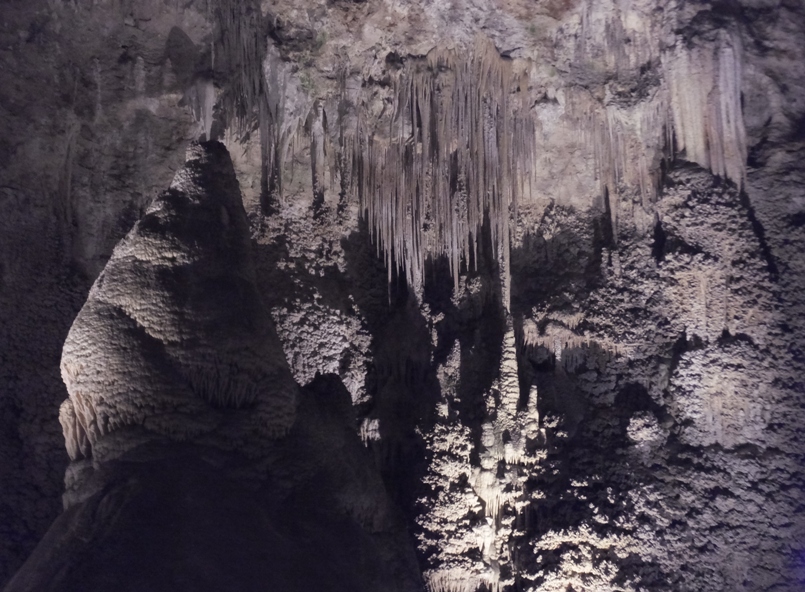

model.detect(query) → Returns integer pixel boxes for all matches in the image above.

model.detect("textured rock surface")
[5,377,422,592]
[59,141,298,461]
[5,144,421,592]
[1,0,805,590]
[0,0,210,576]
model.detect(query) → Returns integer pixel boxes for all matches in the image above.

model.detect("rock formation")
[1,0,804,590]
[4,142,421,592]
[58,140,297,461]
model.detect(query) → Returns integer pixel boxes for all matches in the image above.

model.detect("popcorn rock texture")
[59,141,297,461]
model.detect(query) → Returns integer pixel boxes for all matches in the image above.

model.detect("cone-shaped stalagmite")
[6,143,421,592]
[59,141,297,461]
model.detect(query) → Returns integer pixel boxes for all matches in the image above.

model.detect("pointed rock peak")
[60,142,297,462]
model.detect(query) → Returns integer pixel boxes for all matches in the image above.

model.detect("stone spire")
[59,142,297,462]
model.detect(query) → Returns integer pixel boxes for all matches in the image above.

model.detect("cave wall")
[0,0,214,579]
[1,0,805,590]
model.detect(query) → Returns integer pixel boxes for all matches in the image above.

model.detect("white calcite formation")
[271,298,372,405]
[226,2,749,307]
[59,142,297,461]
[2,0,805,590]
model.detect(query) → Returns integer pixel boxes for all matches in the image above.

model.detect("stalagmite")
[59,142,297,461]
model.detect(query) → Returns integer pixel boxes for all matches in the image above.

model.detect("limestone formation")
[1,0,804,590]
[4,145,421,592]
[59,141,297,461]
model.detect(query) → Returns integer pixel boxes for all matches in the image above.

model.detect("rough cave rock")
[1,0,804,591]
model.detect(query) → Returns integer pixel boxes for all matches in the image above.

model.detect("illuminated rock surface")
[1,0,804,590]
[3,143,421,592]
[58,141,297,461]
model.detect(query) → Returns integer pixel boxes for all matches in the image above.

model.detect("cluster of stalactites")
[226,18,745,295]
[664,31,747,190]
[567,93,671,235]
[253,39,537,304]
[262,36,744,294]
[570,29,747,236]
[211,0,266,132]
[354,39,537,294]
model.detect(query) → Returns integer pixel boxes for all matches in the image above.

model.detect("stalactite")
[210,0,314,203]
[213,0,265,132]
[664,31,747,189]
[521,320,624,371]
[424,569,500,592]
[359,418,381,444]
[183,361,265,410]
[349,38,537,299]
[59,398,91,461]
[186,77,216,140]
[564,28,746,238]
